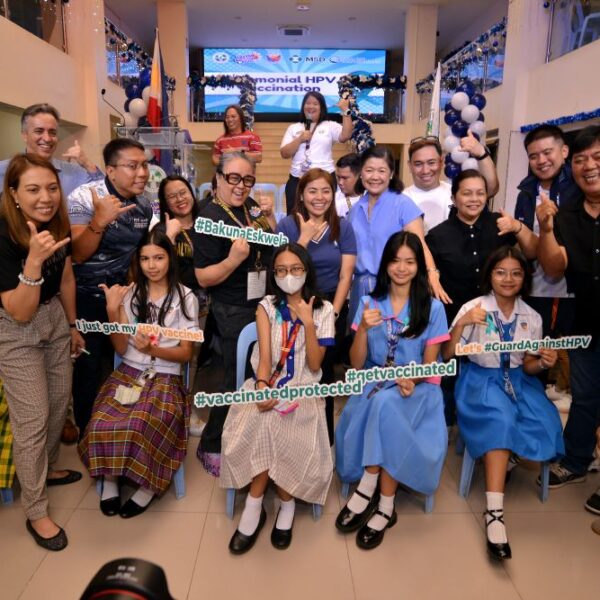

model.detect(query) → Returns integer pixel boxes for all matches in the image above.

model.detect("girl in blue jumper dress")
[443,246,564,561]
[335,231,449,550]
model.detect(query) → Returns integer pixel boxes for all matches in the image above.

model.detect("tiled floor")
[2,439,599,600]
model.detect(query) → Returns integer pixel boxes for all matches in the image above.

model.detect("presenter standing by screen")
[280,92,354,214]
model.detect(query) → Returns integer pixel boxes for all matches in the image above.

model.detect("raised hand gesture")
[257,193,273,217]
[228,238,250,264]
[535,192,558,234]
[458,301,487,327]
[26,221,70,266]
[460,129,485,158]
[298,213,328,244]
[497,208,521,236]
[359,299,383,331]
[98,282,133,314]
[91,187,136,229]
[290,295,315,327]
[165,213,183,242]
[337,97,351,113]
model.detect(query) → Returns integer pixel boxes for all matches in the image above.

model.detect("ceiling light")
[297,4,310,10]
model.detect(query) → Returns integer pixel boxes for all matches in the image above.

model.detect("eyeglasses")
[165,189,191,202]
[492,269,525,280]
[219,171,256,188]
[274,266,305,277]
[409,135,442,152]
[112,161,150,172]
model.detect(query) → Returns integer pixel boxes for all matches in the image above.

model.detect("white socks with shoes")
[101,475,119,501]
[131,486,155,508]
[485,492,508,544]
[238,494,264,536]
[275,498,295,530]
[347,470,379,513]
[366,494,395,531]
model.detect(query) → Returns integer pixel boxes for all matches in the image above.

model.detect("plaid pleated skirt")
[0,378,15,489]
[78,363,190,495]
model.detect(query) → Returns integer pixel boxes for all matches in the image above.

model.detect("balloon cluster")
[442,80,487,180]
[123,69,152,128]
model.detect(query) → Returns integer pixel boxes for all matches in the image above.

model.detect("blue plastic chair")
[226,322,323,520]
[95,355,187,500]
[457,437,550,503]
[340,481,435,514]
[277,184,287,214]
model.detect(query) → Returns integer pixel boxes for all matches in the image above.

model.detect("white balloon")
[451,148,470,164]
[450,91,470,111]
[469,121,487,139]
[461,104,480,124]
[443,135,460,153]
[461,158,479,171]
[129,98,147,118]
[142,86,151,105]
[123,112,138,128]
[144,148,155,160]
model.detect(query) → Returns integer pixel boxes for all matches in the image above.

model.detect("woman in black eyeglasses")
[192,152,277,476]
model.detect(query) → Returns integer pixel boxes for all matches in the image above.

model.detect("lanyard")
[213,197,254,228]
[345,196,353,212]
[268,320,302,387]
[492,311,517,401]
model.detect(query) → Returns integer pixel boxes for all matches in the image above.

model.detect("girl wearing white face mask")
[220,243,335,554]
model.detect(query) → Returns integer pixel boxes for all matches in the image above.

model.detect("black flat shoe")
[229,506,266,555]
[356,509,397,550]
[271,509,294,550]
[335,490,379,533]
[25,520,68,551]
[100,496,121,517]
[484,509,512,560]
[46,469,82,487]
[119,497,153,519]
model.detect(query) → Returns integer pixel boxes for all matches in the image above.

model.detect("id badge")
[247,269,267,300]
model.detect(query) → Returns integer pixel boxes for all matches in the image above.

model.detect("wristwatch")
[476,149,490,161]
[343,109,352,117]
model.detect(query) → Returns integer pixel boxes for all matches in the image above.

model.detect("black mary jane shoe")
[335,490,380,534]
[484,509,512,560]
[100,496,121,517]
[356,509,397,550]
[271,509,294,550]
[119,497,153,519]
[25,520,68,551]
[229,506,267,555]
[46,469,83,487]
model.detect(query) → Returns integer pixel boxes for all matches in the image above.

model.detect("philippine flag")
[147,30,169,128]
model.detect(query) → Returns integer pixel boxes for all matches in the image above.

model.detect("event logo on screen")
[203,48,387,114]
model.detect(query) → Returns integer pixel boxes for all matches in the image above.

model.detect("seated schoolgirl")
[79,228,199,518]
[220,243,335,554]
[443,246,564,560]
[335,231,449,550]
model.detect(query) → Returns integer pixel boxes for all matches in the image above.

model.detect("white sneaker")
[189,413,206,437]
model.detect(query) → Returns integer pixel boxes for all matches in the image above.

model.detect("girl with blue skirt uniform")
[444,246,564,561]
[335,231,449,550]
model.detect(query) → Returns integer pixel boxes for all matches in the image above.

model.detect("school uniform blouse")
[452,294,543,369]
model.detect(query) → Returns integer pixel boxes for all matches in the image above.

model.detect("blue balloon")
[444,162,461,179]
[469,131,481,141]
[451,119,469,137]
[125,83,141,100]
[444,109,460,126]
[443,101,452,113]
[477,113,485,122]
[444,153,453,164]
[124,99,131,112]
[457,81,476,98]
[139,68,151,88]
[471,93,487,110]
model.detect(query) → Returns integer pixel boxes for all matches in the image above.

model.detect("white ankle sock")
[238,494,264,536]
[275,498,295,530]
[347,470,379,513]
[101,475,119,501]
[485,492,507,544]
[131,486,154,507]
[366,494,395,531]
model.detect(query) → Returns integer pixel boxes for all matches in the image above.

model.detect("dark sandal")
[484,509,512,560]
[26,520,68,551]
[46,469,83,487]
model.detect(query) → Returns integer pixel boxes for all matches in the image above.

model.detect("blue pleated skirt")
[335,381,447,495]
[455,362,564,460]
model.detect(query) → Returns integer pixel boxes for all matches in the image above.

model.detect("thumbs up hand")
[359,299,383,331]
[497,208,521,236]
[535,192,558,234]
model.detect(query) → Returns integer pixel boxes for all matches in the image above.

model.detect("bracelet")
[427,268,440,274]
[254,378,269,389]
[18,272,44,286]
[515,221,523,234]
[476,149,490,161]
[88,221,105,235]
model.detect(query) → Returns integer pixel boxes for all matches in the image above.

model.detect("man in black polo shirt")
[68,138,152,435]
[537,126,600,513]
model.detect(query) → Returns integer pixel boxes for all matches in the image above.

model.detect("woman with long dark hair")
[211,104,262,166]
[79,228,199,519]
[347,145,449,323]
[280,91,353,213]
[335,231,449,550]
[221,243,335,554]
